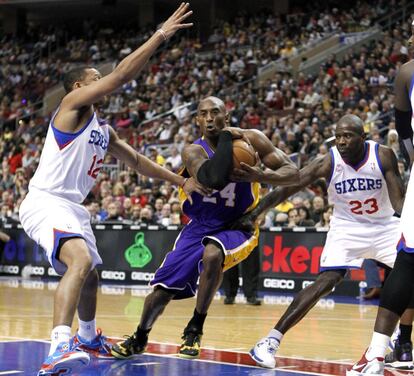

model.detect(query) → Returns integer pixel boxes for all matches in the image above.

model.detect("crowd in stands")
[0,0,412,229]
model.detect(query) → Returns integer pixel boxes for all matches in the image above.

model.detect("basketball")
[233,139,256,169]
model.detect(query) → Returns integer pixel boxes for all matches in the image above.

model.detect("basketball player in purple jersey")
[230,114,407,369]
[111,96,299,359]
[349,21,414,376]
[18,4,209,375]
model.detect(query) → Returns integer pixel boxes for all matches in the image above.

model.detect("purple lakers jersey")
[180,137,260,227]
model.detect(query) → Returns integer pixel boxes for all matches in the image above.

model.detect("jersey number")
[202,183,236,207]
[87,154,103,179]
[349,198,379,215]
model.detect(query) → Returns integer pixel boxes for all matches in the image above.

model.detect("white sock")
[78,318,97,342]
[268,329,283,344]
[50,325,71,355]
[365,332,389,360]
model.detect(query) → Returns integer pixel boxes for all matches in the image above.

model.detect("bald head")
[197,96,226,112]
[337,114,364,135]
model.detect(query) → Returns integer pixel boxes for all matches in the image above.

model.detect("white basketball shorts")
[19,189,102,275]
[320,217,400,271]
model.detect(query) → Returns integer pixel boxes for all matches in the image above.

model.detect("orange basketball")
[233,139,256,169]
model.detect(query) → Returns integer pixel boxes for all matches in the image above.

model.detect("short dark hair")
[63,66,92,93]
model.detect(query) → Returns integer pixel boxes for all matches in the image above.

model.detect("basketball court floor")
[0,278,410,375]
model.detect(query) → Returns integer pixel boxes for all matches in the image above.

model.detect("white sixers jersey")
[29,109,109,203]
[327,140,395,225]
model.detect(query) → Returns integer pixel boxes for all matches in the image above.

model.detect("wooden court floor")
[0,278,380,363]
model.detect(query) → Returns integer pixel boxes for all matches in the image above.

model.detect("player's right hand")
[159,2,193,40]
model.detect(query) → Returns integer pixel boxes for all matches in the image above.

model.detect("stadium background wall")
[0,225,371,297]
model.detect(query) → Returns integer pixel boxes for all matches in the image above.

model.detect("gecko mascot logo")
[124,232,152,268]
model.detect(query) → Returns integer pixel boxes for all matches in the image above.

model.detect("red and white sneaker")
[347,349,385,376]
[37,341,90,375]
[72,329,118,359]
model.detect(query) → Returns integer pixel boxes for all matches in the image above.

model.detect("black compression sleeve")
[395,108,413,140]
[395,108,414,164]
[197,131,233,190]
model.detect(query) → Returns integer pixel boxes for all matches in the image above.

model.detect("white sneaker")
[347,349,384,376]
[249,337,279,368]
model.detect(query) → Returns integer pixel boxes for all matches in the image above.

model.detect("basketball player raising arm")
[18,4,209,376]
[349,23,414,376]
[231,115,407,370]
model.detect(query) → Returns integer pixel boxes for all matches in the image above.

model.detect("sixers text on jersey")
[88,130,108,150]
[334,178,382,194]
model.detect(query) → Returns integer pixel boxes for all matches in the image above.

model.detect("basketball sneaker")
[347,349,384,376]
[249,337,279,368]
[72,328,117,359]
[385,339,413,369]
[178,329,202,359]
[37,341,90,375]
[111,332,147,359]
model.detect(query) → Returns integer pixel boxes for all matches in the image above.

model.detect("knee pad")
[380,251,414,315]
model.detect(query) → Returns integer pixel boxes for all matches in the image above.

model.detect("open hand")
[159,3,193,40]
[182,177,212,204]
[230,152,264,183]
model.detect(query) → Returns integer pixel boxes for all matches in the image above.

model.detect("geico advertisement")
[260,232,326,277]
[1,228,326,280]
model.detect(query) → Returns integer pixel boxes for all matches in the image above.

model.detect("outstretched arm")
[107,127,209,203]
[61,3,193,112]
[379,145,405,215]
[231,154,331,229]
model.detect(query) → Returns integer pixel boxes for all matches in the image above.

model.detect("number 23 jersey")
[327,140,396,225]
[29,109,109,204]
[180,137,260,228]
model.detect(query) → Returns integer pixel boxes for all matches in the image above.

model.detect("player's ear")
[73,81,82,90]
[224,112,230,125]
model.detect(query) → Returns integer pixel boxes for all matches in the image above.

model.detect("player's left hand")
[182,177,212,204]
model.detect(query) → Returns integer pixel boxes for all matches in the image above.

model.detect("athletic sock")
[399,324,412,344]
[366,332,389,359]
[50,325,72,355]
[78,318,97,342]
[268,329,283,344]
[185,309,207,333]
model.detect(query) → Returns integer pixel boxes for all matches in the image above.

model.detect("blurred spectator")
[315,205,333,228]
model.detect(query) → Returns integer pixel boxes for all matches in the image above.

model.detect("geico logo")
[317,299,335,309]
[131,272,154,281]
[263,278,295,289]
[131,288,152,297]
[101,286,126,295]
[48,282,59,290]
[101,271,126,280]
[5,280,19,288]
[263,295,294,305]
[0,265,19,274]
[302,280,314,289]
[48,268,59,276]
[22,280,44,290]
[29,266,45,275]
